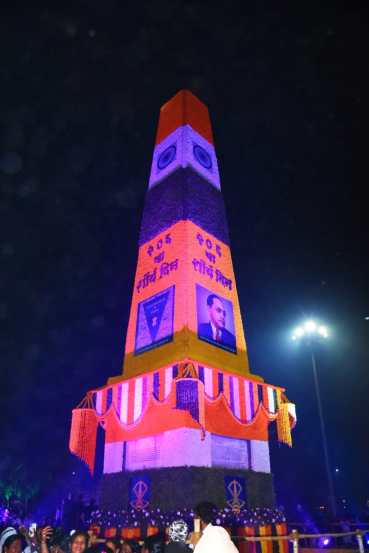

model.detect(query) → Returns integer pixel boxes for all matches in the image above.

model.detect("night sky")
[1,3,368,518]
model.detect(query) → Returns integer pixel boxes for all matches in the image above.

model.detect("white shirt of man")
[210,321,222,342]
[194,523,238,553]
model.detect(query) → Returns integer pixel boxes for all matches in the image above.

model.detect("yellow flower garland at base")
[277,403,292,447]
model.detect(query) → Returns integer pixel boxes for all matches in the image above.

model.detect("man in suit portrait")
[198,293,236,352]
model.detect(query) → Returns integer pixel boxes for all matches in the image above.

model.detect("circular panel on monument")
[193,144,213,170]
[157,145,177,170]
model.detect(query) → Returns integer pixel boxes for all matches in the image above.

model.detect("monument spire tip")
[156,89,214,146]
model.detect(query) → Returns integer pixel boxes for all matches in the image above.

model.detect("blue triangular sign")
[143,290,169,343]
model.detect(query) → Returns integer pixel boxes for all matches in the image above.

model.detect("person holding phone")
[40,528,88,553]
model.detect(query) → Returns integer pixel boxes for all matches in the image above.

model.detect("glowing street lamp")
[291,319,337,517]
[292,320,329,341]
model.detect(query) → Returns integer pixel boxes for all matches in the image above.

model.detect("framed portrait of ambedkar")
[196,284,236,354]
[134,286,175,355]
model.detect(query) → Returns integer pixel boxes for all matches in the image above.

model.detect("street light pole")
[291,320,337,518]
[310,349,337,518]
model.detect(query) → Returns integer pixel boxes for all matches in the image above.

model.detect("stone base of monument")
[99,467,275,511]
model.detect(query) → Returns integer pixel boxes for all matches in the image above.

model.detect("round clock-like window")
[193,144,212,170]
[157,144,176,170]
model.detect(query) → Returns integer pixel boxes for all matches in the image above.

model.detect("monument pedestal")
[100,466,275,511]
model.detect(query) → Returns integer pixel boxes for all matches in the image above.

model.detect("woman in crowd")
[0,529,22,553]
[40,528,88,553]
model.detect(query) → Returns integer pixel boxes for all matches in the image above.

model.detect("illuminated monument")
[70,91,296,510]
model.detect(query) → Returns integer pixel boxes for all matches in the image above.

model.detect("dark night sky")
[1,2,368,516]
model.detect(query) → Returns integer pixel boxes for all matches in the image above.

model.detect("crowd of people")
[0,502,239,553]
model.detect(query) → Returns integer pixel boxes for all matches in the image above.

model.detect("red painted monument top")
[155,89,214,146]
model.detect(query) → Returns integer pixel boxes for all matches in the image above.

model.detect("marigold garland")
[69,395,98,474]
[276,403,292,447]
